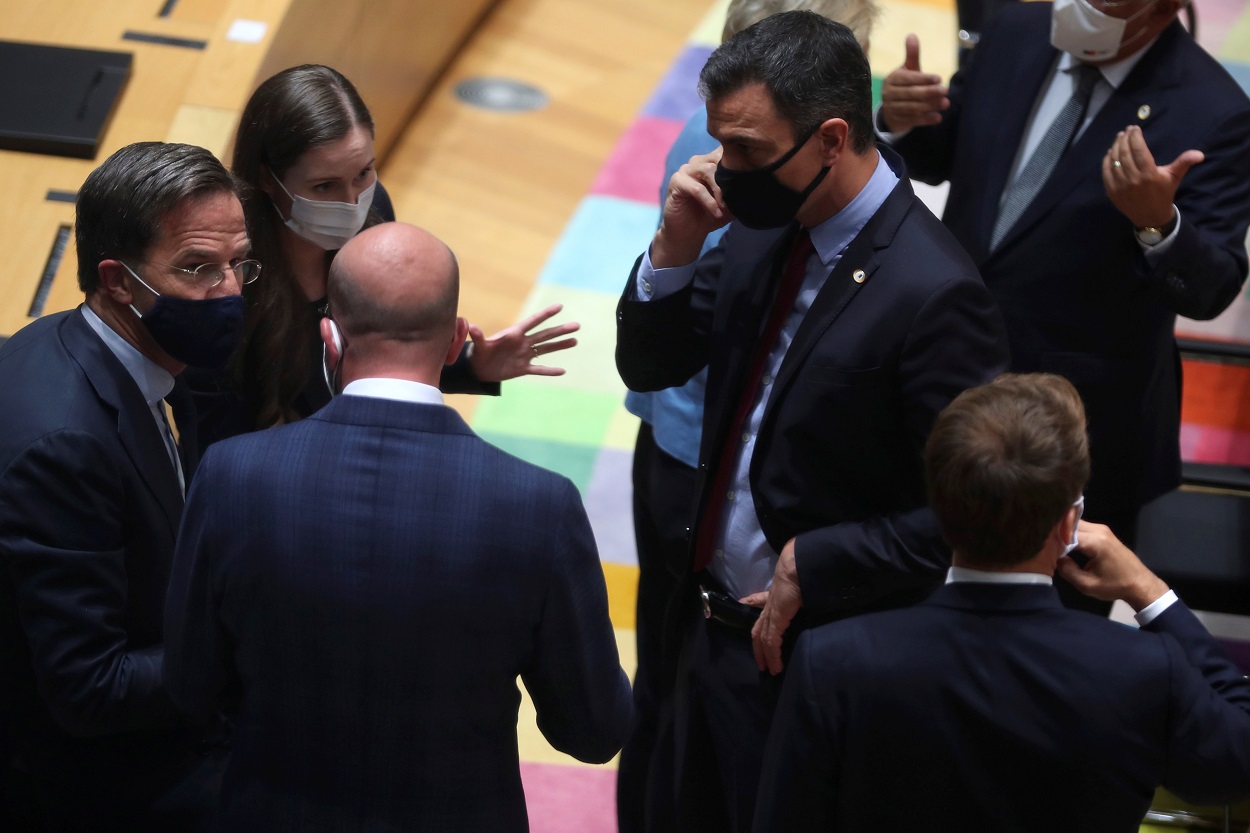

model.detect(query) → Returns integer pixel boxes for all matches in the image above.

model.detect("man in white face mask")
[873,0,1250,617]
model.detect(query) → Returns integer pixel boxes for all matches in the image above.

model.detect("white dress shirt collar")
[80,305,174,406]
[1057,34,1160,91]
[341,377,445,406]
[946,565,1053,585]
[809,150,898,268]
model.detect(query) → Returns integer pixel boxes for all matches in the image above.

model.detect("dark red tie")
[693,229,814,572]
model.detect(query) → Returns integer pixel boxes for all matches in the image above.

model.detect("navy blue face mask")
[123,265,245,369]
[714,126,831,230]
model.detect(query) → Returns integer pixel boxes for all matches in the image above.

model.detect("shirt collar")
[808,150,898,268]
[341,377,445,406]
[1057,34,1160,91]
[79,305,174,406]
[946,566,1053,586]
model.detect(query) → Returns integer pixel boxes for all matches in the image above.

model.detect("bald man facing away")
[163,223,633,832]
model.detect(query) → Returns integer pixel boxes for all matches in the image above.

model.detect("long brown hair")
[231,64,376,429]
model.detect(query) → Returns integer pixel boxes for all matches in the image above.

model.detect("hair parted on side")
[229,64,379,429]
[722,0,880,47]
[699,10,874,152]
[925,373,1091,567]
[76,142,238,293]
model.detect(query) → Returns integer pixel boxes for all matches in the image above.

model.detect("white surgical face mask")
[270,169,375,251]
[1050,0,1158,63]
[1061,495,1086,557]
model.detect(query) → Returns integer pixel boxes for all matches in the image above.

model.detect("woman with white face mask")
[187,64,579,443]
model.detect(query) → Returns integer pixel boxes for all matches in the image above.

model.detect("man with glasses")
[877,0,1250,603]
[0,141,254,831]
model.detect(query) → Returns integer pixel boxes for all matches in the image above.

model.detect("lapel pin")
[1137,104,1151,120]
[852,269,866,284]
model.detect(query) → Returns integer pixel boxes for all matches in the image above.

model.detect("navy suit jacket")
[164,393,633,832]
[893,3,1250,520]
[616,148,1009,615]
[0,310,211,830]
[756,583,1250,832]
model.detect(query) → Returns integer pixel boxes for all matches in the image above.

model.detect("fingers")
[511,303,565,334]
[531,336,577,356]
[904,34,922,71]
[526,322,581,344]
[467,323,486,343]
[740,592,768,609]
[751,616,767,671]
[880,68,949,131]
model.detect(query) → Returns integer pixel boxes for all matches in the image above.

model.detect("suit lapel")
[766,170,915,411]
[988,23,1185,257]
[61,310,184,534]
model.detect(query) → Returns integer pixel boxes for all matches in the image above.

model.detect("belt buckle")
[700,586,713,620]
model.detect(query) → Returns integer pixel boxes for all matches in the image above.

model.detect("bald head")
[328,222,460,346]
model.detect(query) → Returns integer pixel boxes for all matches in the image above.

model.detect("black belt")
[698,583,761,633]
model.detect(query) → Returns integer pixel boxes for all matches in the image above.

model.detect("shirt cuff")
[1139,206,1181,262]
[636,248,698,302]
[873,104,909,144]
[1135,588,1179,627]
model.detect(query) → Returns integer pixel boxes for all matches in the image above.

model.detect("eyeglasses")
[132,259,262,288]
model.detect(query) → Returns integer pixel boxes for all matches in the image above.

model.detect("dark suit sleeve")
[0,431,185,735]
[615,241,724,392]
[1140,106,1250,320]
[796,273,1010,611]
[753,630,839,833]
[520,478,633,763]
[163,449,236,718]
[438,350,501,396]
[1146,602,1250,803]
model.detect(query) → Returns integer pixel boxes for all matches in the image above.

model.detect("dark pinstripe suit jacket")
[164,393,632,832]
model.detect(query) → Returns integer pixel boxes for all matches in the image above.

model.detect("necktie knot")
[1072,63,1101,104]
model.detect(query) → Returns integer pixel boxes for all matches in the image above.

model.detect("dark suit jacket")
[0,310,211,831]
[755,583,1250,832]
[893,3,1250,520]
[616,148,1010,614]
[164,394,633,832]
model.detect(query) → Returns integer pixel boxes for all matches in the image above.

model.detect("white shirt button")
[727,490,735,501]
[642,280,653,294]
[715,548,724,559]
[761,374,772,386]
[742,432,750,443]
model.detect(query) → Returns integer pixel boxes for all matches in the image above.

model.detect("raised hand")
[1102,125,1203,231]
[651,148,730,268]
[879,34,950,133]
[465,303,580,381]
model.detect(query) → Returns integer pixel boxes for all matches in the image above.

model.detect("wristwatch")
[1135,211,1178,247]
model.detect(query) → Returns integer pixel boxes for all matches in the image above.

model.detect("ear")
[444,316,469,366]
[815,118,850,166]
[97,259,138,306]
[258,164,286,209]
[1053,504,1080,550]
[320,316,342,369]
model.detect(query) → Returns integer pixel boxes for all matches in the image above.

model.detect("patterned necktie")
[990,63,1101,251]
[693,230,814,572]
[158,400,185,495]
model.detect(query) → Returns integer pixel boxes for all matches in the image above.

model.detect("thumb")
[1166,149,1204,182]
[904,34,922,71]
[467,323,486,343]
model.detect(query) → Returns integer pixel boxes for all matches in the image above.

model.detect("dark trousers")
[673,613,785,833]
[618,424,698,833]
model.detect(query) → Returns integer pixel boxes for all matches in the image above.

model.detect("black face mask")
[715,127,831,230]
[134,294,245,370]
